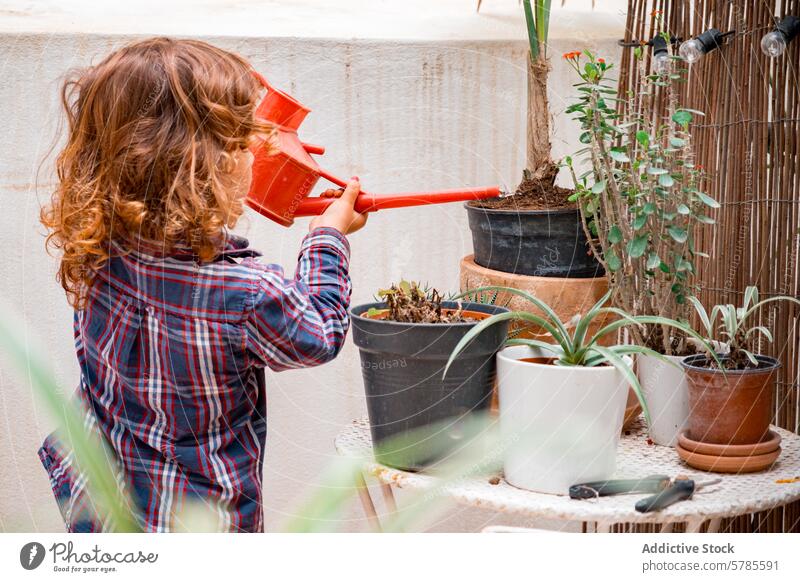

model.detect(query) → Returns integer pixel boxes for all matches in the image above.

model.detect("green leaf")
[570,290,615,352]
[606,249,622,272]
[588,346,650,425]
[695,214,715,224]
[451,285,571,340]
[633,214,647,230]
[608,225,622,244]
[635,130,650,148]
[658,173,675,187]
[609,150,630,163]
[643,202,656,215]
[592,180,607,194]
[675,256,692,272]
[669,137,686,147]
[579,131,592,144]
[672,109,693,128]
[627,234,648,258]
[647,166,668,175]
[668,225,688,243]
[646,253,661,270]
[695,191,720,208]
[677,203,691,215]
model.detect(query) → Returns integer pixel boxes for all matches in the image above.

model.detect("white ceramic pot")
[637,353,688,447]
[637,341,727,447]
[496,345,630,495]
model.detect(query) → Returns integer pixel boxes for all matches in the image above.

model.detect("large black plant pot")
[466,203,604,278]
[350,301,510,471]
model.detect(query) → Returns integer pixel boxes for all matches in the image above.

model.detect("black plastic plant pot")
[350,301,510,471]
[465,203,604,278]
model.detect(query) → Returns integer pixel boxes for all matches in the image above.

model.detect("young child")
[38,37,366,532]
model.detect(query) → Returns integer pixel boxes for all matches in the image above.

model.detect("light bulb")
[653,52,671,75]
[761,30,788,57]
[679,38,705,63]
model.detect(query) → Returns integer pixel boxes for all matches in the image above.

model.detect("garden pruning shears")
[569,474,722,513]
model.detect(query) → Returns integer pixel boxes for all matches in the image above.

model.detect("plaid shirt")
[38,227,351,532]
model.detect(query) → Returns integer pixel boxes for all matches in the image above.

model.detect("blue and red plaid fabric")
[38,227,351,532]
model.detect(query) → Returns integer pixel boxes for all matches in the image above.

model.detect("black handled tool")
[569,475,671,499]
[635,477,721,513]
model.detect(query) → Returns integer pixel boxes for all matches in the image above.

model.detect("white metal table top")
[334,417,800,524]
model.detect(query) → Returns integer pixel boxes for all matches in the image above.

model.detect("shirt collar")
[111,231,261,261]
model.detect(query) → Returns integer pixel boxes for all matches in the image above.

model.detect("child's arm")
[245,179,366,371]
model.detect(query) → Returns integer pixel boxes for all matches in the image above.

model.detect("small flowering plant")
[563,49,719,356]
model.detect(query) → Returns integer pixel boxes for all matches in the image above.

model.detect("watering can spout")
[293,187,503,217]
[246,74,503,226]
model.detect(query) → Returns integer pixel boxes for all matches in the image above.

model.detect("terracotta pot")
[459,254,614,343]
[681,354,780,445]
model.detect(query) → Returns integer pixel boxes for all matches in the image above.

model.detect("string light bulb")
[679,28,732,63]
[651,35,671,74]
[761,16,800,57]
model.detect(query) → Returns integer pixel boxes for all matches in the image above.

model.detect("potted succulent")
[682,287,800,447]
[446,286,711,494]
[350,281,509,471]
[564,46,719,446]
[465,1,602,278]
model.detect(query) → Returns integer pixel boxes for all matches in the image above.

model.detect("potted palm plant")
[465,1,602,278]
[682,287,800,448]
[350,281,509,471]
[565,47,719,446]
[445,286,711,494]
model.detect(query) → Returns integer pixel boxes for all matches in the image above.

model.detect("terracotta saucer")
[678,430,781,457]
[676,444,781,473]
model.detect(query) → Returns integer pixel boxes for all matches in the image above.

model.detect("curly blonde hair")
[41,37,276,307]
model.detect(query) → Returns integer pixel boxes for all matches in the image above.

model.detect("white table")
[334,417,800,533]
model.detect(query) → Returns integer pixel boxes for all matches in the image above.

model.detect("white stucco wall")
[0,0,626,532]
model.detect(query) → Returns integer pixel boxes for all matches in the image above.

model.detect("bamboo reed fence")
[616,0,800,532]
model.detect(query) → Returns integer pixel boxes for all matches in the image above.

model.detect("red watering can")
[246,74,503,226]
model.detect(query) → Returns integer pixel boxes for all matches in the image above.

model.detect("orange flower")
[651,9,663,17]
[562,50,581,60]
[598,58,606,64]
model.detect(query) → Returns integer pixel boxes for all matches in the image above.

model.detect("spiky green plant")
[688,286,800,370]
[445,286,719,424]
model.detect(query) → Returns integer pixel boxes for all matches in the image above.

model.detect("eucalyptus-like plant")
[446,286,718,424]
[563,48,718,356]
[688,287,800,370]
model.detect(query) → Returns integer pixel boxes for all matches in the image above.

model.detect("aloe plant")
[688,286,800,370]
[446,286,719,424]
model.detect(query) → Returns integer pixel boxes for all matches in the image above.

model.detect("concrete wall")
[0,3,624,532]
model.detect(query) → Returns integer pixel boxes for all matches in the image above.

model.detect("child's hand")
[309,178,368,235]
